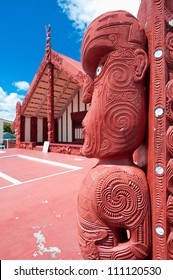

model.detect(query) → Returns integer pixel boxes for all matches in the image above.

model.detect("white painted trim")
[0,154,18,159]
[0,171,21,184]
[18,154,82,170]
[0,169,78,191]
[0,153,83,191]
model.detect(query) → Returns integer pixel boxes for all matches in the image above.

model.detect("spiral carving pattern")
[167,196,173,224]
[167,126,173,156]
[165,33,173,69]
[166,32,173,50]
[95,170,148,230]
[168,232,173,260]
[105,62,133,90]
[103,103,139,147]
[166,160,173,194]
[166,80,173,120]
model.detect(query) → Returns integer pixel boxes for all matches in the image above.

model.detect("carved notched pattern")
[167,196,173,259]
[166,80,173,121]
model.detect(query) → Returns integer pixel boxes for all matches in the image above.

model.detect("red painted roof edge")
[12,50,86,129]
[21,56,48,115]
[51,49,85,87]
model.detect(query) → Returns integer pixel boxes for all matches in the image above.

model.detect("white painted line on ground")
[0,171,21,184]
[0,154,18,159]
[0,169,77,191]
[74,157,84,161]
[18,154,82,170]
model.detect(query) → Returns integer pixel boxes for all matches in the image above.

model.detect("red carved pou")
[138,0,173,260]
[77,11,151,260]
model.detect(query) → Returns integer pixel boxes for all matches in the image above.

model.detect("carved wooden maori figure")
[77,11,151,260]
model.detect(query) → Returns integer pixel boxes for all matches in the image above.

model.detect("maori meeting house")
[12,26,88,155]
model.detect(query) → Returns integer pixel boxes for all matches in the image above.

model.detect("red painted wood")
[77,0,173,260]
[43,117,48,142]
[54,118,58,143]
[20,115,25,142]
[15,102,21,147]
[66,109,68,142]
[47,63,55,143]
[138,0,173,261]
[78,10,151,260]
[30,117,37,142]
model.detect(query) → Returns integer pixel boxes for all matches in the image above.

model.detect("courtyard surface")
[0,148,97,260]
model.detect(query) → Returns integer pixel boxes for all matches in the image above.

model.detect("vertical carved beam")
[138,0,168,259]
[47,62,54,143]
[165,0,173,260]
[45,25,54,143]
[15,102,21,147]
[46,25,51,62]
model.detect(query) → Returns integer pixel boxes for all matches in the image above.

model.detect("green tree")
[3,124,14,134]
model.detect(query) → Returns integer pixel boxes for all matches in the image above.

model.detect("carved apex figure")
[77,11,151,260]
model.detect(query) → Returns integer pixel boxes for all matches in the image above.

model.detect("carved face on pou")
[81,10,148,159]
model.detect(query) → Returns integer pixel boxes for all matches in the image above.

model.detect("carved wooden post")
[20,115,25,142]
[138,0,173,261]
[15,102,21,148]
[46,25,55,143]
[77,11,151,260]
[47,62,54,143]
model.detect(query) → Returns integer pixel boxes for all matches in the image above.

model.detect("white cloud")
[0,87,25,121]
[57,0,141,30]
[13,81,30,91]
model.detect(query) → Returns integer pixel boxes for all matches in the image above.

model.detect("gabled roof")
[20,49,85,119]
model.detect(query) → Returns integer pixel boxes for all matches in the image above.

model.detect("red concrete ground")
[0,148,97,260]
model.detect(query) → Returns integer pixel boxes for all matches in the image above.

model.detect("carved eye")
[96,66,102,76]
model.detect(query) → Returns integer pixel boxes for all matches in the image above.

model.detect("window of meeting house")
[74,121,83,144]
[71,111,87,144]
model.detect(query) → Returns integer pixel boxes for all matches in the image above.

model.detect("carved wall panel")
[138,0,173,259]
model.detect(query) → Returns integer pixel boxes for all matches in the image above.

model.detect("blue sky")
[0,0,141,121]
